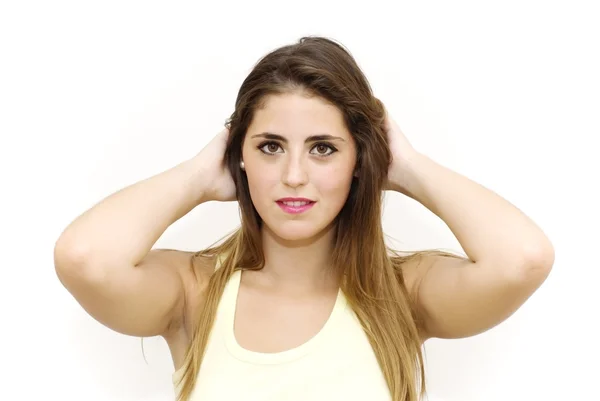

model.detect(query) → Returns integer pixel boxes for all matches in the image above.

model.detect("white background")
[1,1,598,400]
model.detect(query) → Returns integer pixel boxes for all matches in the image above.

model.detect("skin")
[240,92,357,294]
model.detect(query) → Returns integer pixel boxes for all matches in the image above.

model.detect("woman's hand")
[382,107,419,195]
[195,127,237,202]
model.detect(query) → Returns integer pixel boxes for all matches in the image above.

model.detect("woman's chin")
[264,221,334,245]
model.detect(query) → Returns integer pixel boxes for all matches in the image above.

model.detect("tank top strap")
[219,268,241,327]
[209,254,240,335]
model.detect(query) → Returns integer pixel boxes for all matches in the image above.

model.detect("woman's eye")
[259,142,283,154]
[311,143,336,156]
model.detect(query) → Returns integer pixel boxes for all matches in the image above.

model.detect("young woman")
[54,36,554,401]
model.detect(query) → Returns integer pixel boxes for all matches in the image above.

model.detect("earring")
[240,160,245,170]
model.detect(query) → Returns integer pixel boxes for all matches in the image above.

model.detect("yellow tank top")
[172,267,391,400]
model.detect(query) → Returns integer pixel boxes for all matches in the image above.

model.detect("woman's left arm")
[384,110,555,341]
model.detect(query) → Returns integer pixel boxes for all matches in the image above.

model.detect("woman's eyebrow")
[250,132,346,143]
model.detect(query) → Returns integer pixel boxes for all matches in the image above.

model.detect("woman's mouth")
[276,198,316,214]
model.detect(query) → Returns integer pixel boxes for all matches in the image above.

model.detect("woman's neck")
[251,224,340,294]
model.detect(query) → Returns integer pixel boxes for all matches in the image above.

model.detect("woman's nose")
[281,156,309,188]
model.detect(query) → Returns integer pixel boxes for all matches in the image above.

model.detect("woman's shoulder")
[152,248,218,289]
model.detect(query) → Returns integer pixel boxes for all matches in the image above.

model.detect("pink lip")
[276,198,316,214]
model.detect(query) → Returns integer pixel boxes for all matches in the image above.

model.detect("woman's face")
[241,92,357,243]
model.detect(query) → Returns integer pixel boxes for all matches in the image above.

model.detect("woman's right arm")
[54,129,234,338]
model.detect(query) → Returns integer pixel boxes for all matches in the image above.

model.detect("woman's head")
[240,92,357,244]
[223,36,393,254]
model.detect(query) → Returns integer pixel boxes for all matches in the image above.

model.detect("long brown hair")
[175,36,454,401]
